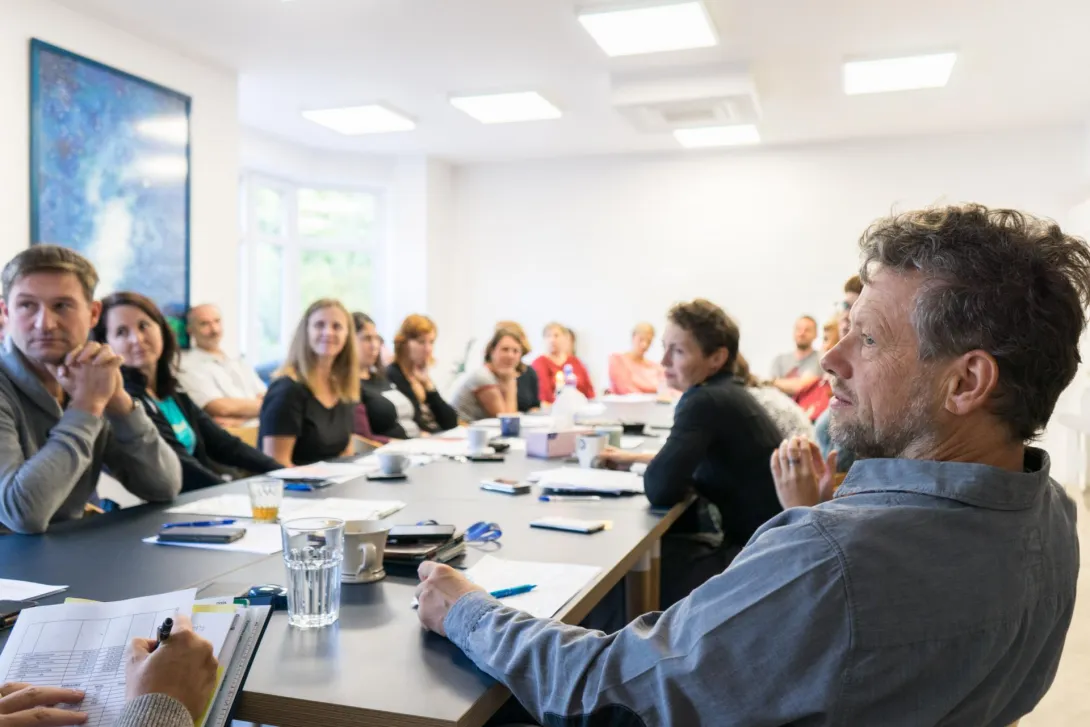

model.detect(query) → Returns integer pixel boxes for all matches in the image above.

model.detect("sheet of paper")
[143,523,284,554]
[465,555,602,619]
[166,494,405,522]
[530,467,645,494]
[378,438,493,457]
[0,590,198,727]
[619,435,644,450]
[0,579,68,601]
[268,460,379,483]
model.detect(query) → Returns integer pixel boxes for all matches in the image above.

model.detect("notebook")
[0,589,270,727]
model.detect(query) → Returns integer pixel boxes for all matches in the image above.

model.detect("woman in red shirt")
[531,322,595,404]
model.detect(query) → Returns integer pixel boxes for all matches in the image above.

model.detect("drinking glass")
[248,477,284,523]
[281,517,344,628]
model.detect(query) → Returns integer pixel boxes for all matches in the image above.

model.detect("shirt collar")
[836,447,1051,511]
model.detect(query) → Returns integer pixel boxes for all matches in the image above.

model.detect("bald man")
[177,304,266,426]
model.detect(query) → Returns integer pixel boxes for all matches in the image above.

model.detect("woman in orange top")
[608,322,666,394]
[531,322,595,404]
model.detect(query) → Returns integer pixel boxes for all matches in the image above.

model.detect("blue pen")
[284,483,314,492]
[161,519,237,529]
[539,495,602,502]
[490,584,537,599]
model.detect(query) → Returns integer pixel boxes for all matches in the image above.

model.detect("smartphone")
[481,478,532,495]
[366,472,408,481]
[387,524,456,544]
[467,453,505,462]
[157,527,247,544]
[530,517,607,534]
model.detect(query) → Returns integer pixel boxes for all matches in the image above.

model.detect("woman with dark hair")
[494,320,539,413]
[387,314,458,434]
[599,299,782,607]
[92,292,280,492]
[352,312,416,440]
[449,328,523,422]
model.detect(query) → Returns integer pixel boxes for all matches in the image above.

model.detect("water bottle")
[554,369,566,399]
[552,364,587,429]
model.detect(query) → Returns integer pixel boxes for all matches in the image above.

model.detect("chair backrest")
[226,425,259,448]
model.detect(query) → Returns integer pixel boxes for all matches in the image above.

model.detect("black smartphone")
[366,472,408,481]
[157,527,247,544]
[0,600,34,619]
[387,524,456,544]
[467,453,505,462]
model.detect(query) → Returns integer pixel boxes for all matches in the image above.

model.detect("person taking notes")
[0,246,181,534]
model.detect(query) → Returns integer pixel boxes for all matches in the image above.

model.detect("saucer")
[342,568,386,584]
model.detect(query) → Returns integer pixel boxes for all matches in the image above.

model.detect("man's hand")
[770,436,838,509]
[0,682,87,727]
[415,562,487,637]
[45,343,123,417]
[125,615,218,720]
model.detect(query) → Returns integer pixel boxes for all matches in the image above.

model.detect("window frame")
[239,172,386,363]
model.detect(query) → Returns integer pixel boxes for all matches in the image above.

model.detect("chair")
[226,425,259,448]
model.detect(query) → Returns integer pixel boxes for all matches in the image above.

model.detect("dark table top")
[1,438,687,727]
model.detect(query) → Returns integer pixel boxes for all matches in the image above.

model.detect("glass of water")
[281,517,344,628]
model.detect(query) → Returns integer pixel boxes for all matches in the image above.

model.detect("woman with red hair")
[386,314,458,434]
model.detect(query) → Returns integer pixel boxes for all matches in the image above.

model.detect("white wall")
[452,127,1087,387]
[0,0,240,350]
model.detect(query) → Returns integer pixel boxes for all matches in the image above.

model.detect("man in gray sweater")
[0,245,181,534]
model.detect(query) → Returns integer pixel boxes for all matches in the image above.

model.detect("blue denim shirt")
[446,448,1078,726]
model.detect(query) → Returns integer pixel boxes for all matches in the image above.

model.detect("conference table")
[0,434,691,727]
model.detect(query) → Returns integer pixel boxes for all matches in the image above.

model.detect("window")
[240,176,384,363]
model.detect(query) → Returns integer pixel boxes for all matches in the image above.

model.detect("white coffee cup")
[577,433,606,468]
[594,425,623,448]
[467,426,490,455]
[377,452,409,475]
[342,520,391,583]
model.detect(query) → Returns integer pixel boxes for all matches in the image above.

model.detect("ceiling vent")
[610,65,760,133]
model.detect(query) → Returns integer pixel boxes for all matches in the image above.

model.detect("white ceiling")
[54,0,1090,162]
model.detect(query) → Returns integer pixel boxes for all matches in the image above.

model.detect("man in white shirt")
[177,304,266,427]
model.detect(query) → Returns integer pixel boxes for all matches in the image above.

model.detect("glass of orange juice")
[248,477,284,523]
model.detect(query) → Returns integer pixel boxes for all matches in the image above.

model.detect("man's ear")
[88,299,103,331]
[942,350,1000,417]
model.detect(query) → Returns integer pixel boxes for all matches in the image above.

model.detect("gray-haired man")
[416,205,1084,726]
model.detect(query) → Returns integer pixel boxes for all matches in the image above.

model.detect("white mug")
[467,426,490,455]
[342,520,391,583]
[577,433,606,468]
[377,452,409,475]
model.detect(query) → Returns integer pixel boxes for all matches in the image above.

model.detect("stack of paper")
[378,438,493,457]
[268,460,378,485]
[465,555,602,619]
[530,467,645,495]
[0,589,270,727]
[166,494,405,521]
[0,579,68,601]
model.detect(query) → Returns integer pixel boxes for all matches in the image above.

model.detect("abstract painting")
[29,39,191,325]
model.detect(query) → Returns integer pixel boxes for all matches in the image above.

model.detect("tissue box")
[526,430,578,459]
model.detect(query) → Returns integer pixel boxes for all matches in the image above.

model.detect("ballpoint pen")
[538,495,602,502]
[489,584,536,599]
[160,519,237,529]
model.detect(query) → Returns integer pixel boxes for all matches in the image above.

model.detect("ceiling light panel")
[578,1,718,57]
[301,105,416,135]
[450,92,561,124]
[843,52,957,95]
[673,124,760,148]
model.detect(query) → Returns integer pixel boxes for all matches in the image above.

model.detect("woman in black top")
[386,314,458,434]
[494,320,540,413]
[92,292,280,492]
[599,299,783,607]
[260,299,359,466]
[351,312,416,440]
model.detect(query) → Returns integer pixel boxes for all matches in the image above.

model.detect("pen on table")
[489,584,537,599]
[151,617,173,652]
[538,495,602,502]
[160,519,237,529]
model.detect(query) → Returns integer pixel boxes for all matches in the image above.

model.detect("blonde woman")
[259,299,359,466]
[386,314,458,434]
[608,321,666,394]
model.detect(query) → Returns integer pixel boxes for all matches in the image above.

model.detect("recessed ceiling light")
[843,52,957,95]
[673,124,760,148]
[301,105,415,135]
[577,1,717,57]
[450,92,561,124]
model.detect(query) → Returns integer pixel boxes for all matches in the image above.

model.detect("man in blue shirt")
[416,204,1085,726]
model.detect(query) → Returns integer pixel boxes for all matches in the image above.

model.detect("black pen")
[151,617,173,652]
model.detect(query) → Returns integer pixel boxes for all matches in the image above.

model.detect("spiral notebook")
[0,589,270,727]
